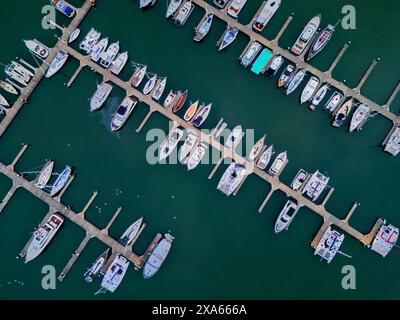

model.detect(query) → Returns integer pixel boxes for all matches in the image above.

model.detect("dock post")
[8,144,29,171]
[78,191,99,219]
[321,187,335,208]
[326,42,351,76]
[0,182,19,214]
[383,80,400,111]
[258,187,276,213]
[354,58,380,94]
[103,207,122,234]
[272,14,294,45]
[208,157,224,180]
[343,202,359,224]
[136,108,155,133]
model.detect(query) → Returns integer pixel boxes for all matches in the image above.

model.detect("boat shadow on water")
[94,96,122,138]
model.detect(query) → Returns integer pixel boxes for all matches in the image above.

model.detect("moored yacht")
[173,1,194,27]
[332,99,353,127]
[217,162,246,196]
[143,234,174,279]
[274,200,298,233]
[51,0,76,18]
[290,169,307,191]
[111,52,129,75]
[35,160,54,189]
[166,0,182,18]
[130,65,147,88]
[159,127,184,161]
[179,132,198,162]
[384,126,400,156]
[79,28,101,54]
[90,37,109,62]
[45,50,69,78]
[248,135,266,162]
[277,64,295,88]
[286,69,306,95]
[0,80,18,95]
[309,83,329,111]
[225,125,242,148]
[90,82,113,112]
[151,77,167,101]
[68,28,80,44]
[268,151,287,176]
[140,0,156,9]
[50,165,72,196]
[119,217,143,246]
[192,103,212,128]
[98,255,129,293]
[183,101,199,122]
[0,94,9,107]
[307,24,335,61]
[264,55,284,77]
[301,170,329,201]
[314,226,344,263]
[111,97,137,131]
[349,104,370,132]
[227,0,248,19]
[143,75,157,95]
[218,26,239,51]
[240,41,262,67]
[163,90,178,108]
[84,248,110,283]
[253,0,281,32]
[194,13,214,42]
[291,15,321,56]
[325,91,344,113]
[186,143,208,171]
[99,42,120,69]
[172,90,188,113]
[24,39,50,59]
[256,145,273,170]
[300,76,320,104]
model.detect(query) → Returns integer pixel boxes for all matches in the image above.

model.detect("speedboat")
[349,104,370,132]
[79,28,101,54]
[98,255,129,293]
[143,75,157,95]
[111,52,129,75]
[277,64,295,88]
[130,65,147,88]
[45,50,69,78]
[256,145,273,170]
[217,162,246,196]
[90,37,109,62]
[286,69,306,95]
[119,217,143,246]
[332,99,353,127]
[291,15,321,56]
[187,143,208,171]
[307,24,335,61]
[99,42,120,69]
[240,41,262,67]
[227,0,248,19]
[50,166,72,196]
[300,76,320,104]
[290,169,308,191]
[90,82,113,112]
[301,170,329,201]
[163,90,178,108]
[172,90,188,113]
[384,126,400,156]
[151,77,167,101]
[264,55,284,77]
[268,151,287,176]
[309,84,329,111]
[166,0,182,18]
[0,94,9,107]
[248,135,266,162]
[314,226,344,264]
[35,160,54,189]
[253,0,281,32]
[159,127,184,161]
[173,1,194,27]
[68,28,80,44]
[194,13,214,42]
[192,103,212,127]
[225,125,242,148]
[111,97,138,131]
[213,0,229,9]
[0,80,18,95]
[218,26,239,51]
[143,234,174,279]
[51,0,76,18]
[274,200,298,233]
[24,39,50,59]
[179,132,198,162]
[183,101,199,122]
[84,248,110,283]
[325,91,344,113]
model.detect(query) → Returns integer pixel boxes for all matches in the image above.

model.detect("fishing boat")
[309,84,329,111]
[274,200,298,233]
[111,97,138,131]
[257,145,273,170]
[179,132,198,162]
[217,162,246,196]
[35,160,54,189]
[227,0,248,19]
[79,28,101,54]
[140,0,155,9]
[384,126,400,156]
[68,28,80,44]
[111,52,129,75]
[99,42,120,69]
[314,226,344,264]
[183,101,199,121]
[325,91,344,112]
[50,166,72,196]
[240,41,262,67]
[24,213,64,263]
[159,127,184,161]
[0,94,9,107]
[130,65,147,88]
[119,217,143,246]
[248,135,265,162]
[218,26,239,51]
[252,0,281,32]
[268,151,287,176]
[90,82,113,112]
[301,170,329,201]
[194,13,214,42]
[300,76,320,104]
[332,99,353,127]
[349,104,370,132]
[143,75,157,95]
[98,255,129,293]
[277,64,295,88]
[0,80,18,95]
[290,169,308,191]
[90,38,109,62]
[264,55,284,77]
[143,234,174,279]
[23,39,50,59]
[45,50,69,78]
[187,143,208,171]
[173,1,194,27]
[225,125,242,148]
[286,69,306,95]
[151,78,167,101]
[370,220,399,257]
[84,248,110,283]
[172,90,188,113]
[166,0,182,18]
[291,15,321,56]
[50,0,76,18]
[192,103,212,127]
[163,90,178,108]
[307,24,335,61]
[213,0,229,9]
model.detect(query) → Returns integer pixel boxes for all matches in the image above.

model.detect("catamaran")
[252,0,281,32]
[50,166,72,196]
[290,169,308,191]
[79,28,101,54]
[51,0,76,18]
[268,151,287,176]
[291,15,321,56]
[325,91,344,112]
[130,65,147,88]
[84,248,110,283]
[194,13,214,42]
[286,69,306,95]
[119,217,143,246]
[314,226,344,263]
[24,39,50,59]
[172,90,188,113]
[309,83,329,111]
[143,75,157,95]
[240,41,262,67]
[192,103,212,127]
[225,125,242,148]
[159,127,184,161]
[257,145,273,170]
[90,37,109,62]
[97,255,129,293]
[25,213,64,263]
[370,220,399,257]
[151,78,167,101]
[173,1,194,27]
[166,0,182,18]
[99,42,120,69]
[301,170,329,201]
[300,76,320,104]
[186,143,208,171]
[90,82,113,112]
[111,52,129,75]
[248,135,266,162]
[384,126,400,156]
[143,234,174,279]
[332,99,353,127]
[217,162,246,196]
[349,104,370,132]
[0,81,18,95]
[274,200,298,233]
[46,50,69,78]
[227,0,248,19]
[111,97,138,131]
[307,24,335,61]
[218,26,239,51]
[179,132,198,162]
[35,160,54,189]
[277,64,295,88]
[184,101,199,122]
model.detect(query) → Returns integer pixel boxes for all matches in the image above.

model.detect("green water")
[0,0,400,300]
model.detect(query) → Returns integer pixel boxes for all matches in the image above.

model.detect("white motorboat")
[274,200,299,233]
[111,97,138,131]
[159,127,184,161]
[268,151,287,176]
[349,104,370,132]
[225,125,242,148]
[151,78,167,101]
[179,132,198,162]
[256,145,273,170]
[111,52,129,75]
[90,37,109,62]
[90,82,113,112]
[187,142,208,171]
[300,76,320,104]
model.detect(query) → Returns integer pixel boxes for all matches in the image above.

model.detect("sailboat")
[84,248,110,283]
[151,78,167,101]
[172,90,188,113]
[300,76,320,104]
[0,94,10,107]
[307,24,335,61]
[143,75,157,95]
[179,133,198,162]
[35,160,54,189]
[248,135,266,162]
[349,104,370,132]
[332,99,353,127]
[50,166,72,197]
[192,103,212,127]
[309,84,329,111]
[286,69,306,95]
[218,26,239,51]
[0,80,18,95]
[119,217,143,246]
[130,65,147,88]
[257,145,273,170]
[166,0,182,18]
[194,13,214,42]
[183,101,199,122]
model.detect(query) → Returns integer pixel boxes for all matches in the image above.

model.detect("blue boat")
[50,166,72,196]
[218,26,238,51]
[251,48,273,75]
[51,0,76,18]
